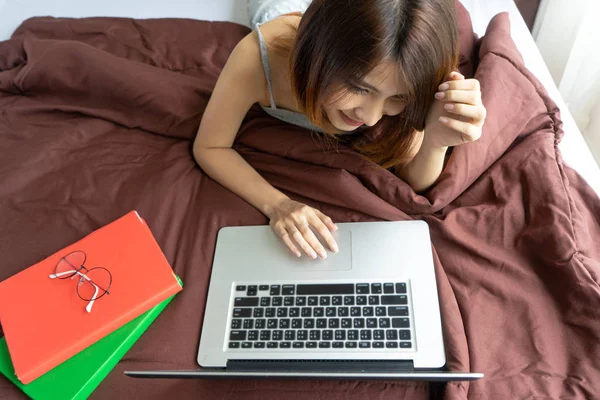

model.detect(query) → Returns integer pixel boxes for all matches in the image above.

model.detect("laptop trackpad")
[289,230,352,271]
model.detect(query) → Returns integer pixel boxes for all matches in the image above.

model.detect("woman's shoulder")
[256,15,301,46]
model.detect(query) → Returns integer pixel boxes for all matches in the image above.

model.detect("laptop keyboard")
[227,282,414,351]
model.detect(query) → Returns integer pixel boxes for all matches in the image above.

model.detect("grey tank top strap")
[255,25,277,109]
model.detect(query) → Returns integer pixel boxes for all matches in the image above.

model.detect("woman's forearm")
[194,147,289,218]
[395,142,448,193]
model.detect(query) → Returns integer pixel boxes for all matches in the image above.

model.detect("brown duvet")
[0,11,599,400]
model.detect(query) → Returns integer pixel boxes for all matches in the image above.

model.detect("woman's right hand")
[268,199,339,259]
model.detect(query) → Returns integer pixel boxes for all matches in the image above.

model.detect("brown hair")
[285,0,459,169]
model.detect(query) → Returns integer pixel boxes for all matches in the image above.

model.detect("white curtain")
[534,0,600,163]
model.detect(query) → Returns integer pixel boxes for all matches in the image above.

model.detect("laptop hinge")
[227,359,415,373]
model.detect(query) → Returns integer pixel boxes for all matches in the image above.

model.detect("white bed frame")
[0,0,598,196]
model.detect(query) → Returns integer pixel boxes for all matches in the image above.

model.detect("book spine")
[73,292,177,400]
[20,280,182,384]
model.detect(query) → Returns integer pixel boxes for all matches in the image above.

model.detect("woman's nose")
[357,101,384,127]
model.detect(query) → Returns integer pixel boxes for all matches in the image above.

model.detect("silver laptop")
[125,220,482,381]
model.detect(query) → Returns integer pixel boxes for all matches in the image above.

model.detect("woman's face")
[324,61,409,132]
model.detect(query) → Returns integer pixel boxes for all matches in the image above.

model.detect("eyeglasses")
[49,250,112,313]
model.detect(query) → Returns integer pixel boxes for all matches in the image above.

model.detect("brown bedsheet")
[0,11,599,400]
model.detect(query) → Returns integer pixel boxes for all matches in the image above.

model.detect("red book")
[0,211,182,384]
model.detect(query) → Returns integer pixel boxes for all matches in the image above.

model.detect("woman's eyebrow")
[358,79,409,100]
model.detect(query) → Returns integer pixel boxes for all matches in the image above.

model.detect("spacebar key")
[296,284,354,295]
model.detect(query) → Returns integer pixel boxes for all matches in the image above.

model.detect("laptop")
[125,220,483,381]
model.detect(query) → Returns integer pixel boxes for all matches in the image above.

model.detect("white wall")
[0,0,249,41]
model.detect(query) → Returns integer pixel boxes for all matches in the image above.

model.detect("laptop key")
[304,319,315,329]
[345,342,357,348]
[368,296,379,305]
[243,319,253,329]
[282,285,295,295]
[374,330,384,340]
[253,308,264,318]
[309,330,321,340]
[231,319,242,329]
[385,342,398,348]
[254,342,265,348]
[351,307,361,316]
[344,296,355,306]
[314,307,324,317]
[316,318,327,328]
[356,283,370,294]
[235,297,259,307]
[356,296,367,305]
[348,330,359,340]
[242,342,252,348]
[353,318,365,328]
[229,342,240,348]
[381,295,407,305]
[388,306,409,316]
[308,296,318,306]
[363,307,374,316]
[236,285,246,291]
[319,342,331,348]
[319,296,331,306]
[295,296,306,306]
[272,330,283,340]
[341,318,352,328]
[328,318,340,329]
[360,330,371,340]
[326,307,336,317]
[375,307,386,316]
[279,319,290,329]
[285,330,296,340]
[366,318,377,328]
[386,330,398,340]
[259,285,269,291]
[260,297,271,307]
[255,319,265,329]
[373,341,384,348]
[301,307,312,317]
[359,342,371,348]
[332,296,342,305]
[400,342,412,348]
[333,342,344,348]
[248,330,259,341]
[383,283,394,293]
[288,307,300,318]
[306,342,317,348]
[280,342,291,348]
[284,297,294,306]
[267,319,278,329]
[371,283,382,294]
[323,330,333,340]
[297,330,308,340]
[270,285,280,296]
[267,342,278,348]
[277,308,288,318]
[265,308,276,317]
[392,318,410,328]
[247,286,257,296]
[272,297,283,306]
[338,307,349,316]
[399,330,411,340]
[292,319,302,329]
[379,318,391,328]
[293,342,304,348]
[233,308,251,318]
[395,283,407,294]
[335,330,346,340]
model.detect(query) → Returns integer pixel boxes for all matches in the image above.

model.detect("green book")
[0,276,182,400]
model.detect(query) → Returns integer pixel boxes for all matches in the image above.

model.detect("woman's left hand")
[422,71,486,150]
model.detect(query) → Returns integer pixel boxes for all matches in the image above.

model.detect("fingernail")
[439,116,449,123]
[320,252,327,259]
[310,252,317,259]
[444,103,454,110]
[333,225,338,231]
[296,252,301,257]
[435,92,445,99]
[332,244,339,253]
[438,83,449,91]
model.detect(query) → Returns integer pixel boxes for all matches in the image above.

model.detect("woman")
[193,0,486,259]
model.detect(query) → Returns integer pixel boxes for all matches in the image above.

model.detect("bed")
[0,1,599,399]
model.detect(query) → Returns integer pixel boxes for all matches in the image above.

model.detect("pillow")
[455,0,478,78]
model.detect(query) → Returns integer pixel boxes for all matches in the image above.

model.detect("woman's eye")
[349,85,369,95]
